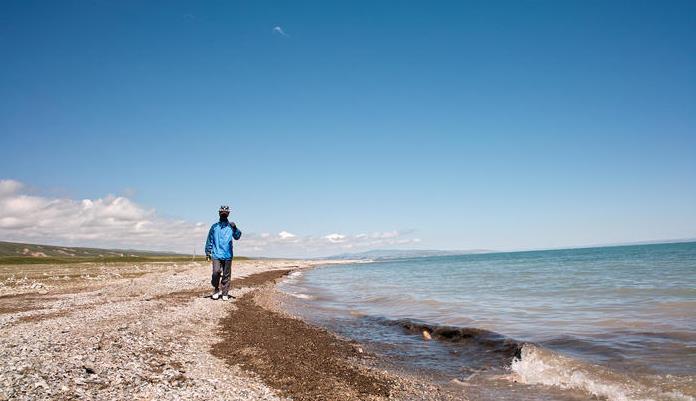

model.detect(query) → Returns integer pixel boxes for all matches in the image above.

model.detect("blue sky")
[1,1,695,256]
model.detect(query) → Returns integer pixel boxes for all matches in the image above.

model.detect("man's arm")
[205,224,215,259]
[231,223,242,240]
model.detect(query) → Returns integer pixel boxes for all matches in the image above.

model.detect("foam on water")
[386,319,696,400]
[284,271,303,284]
[287,292,313,300]
[512,344,695,401]
[283,272,314,299]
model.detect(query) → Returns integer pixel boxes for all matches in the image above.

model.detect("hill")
[0,241,200,265]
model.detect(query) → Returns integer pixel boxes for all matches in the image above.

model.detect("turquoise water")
[280,242,696,401]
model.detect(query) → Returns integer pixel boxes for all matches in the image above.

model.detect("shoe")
[212,292,220,300]
[222,295,229,301]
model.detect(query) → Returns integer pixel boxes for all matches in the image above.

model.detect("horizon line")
[2,236,694,259]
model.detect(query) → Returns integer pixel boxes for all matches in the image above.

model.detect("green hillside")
[0,241,212,265]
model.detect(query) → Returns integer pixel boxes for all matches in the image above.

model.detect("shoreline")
[0,258,457,401]
[213,269,395,401]
[211,261,468,401]
[267,255,696,401]
[213,263,469,401]
[6,256,691,401]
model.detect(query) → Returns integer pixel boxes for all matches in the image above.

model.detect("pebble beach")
[0,259,459,401]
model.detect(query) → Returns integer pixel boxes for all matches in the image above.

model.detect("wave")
[287,292,313,300]
[379,318,695,401]
[283,271,303,284]
[512,344,695,401]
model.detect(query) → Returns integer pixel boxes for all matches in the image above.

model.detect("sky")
[1,0,695,257]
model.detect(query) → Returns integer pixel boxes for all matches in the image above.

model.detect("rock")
[83,365,96,374]
[422,330,432,340]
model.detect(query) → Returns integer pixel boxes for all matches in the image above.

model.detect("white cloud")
[324,233,347,243]
[0,179,421,258]
[241,230,421,257]
[0,179,207,253]
[278,231,296,240]
[272,26,288,37]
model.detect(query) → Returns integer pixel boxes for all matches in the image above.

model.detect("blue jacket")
[205,220,242,260]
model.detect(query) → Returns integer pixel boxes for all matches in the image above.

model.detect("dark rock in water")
[386,318,524,365]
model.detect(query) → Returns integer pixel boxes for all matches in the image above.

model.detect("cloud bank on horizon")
[0,179,419,257]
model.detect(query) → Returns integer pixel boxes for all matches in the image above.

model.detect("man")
[205,205,242,301]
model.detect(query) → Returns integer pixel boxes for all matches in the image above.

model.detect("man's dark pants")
[211,259,232,296]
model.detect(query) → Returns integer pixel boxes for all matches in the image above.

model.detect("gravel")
[0,259,319,400]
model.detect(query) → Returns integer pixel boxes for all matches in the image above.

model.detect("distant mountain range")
[327,239,696,260]
[328,249,493,260]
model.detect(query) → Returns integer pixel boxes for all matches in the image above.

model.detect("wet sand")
[213,269,395,401]
[213,268,467,401]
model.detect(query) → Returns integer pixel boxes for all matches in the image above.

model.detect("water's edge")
[275,254,696,401]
